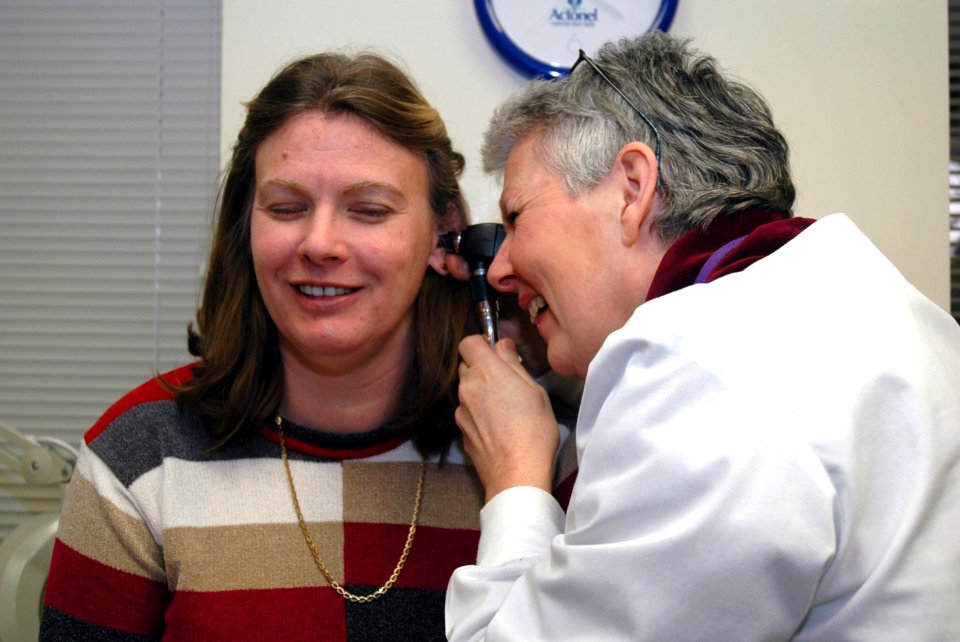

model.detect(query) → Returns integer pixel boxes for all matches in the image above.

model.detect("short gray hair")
[482,31,796,242]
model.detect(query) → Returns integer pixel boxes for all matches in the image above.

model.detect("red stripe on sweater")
[259,426,413,460]
[84,363,196,444]
[163,586,347,641]
[43,539,169,636]
[344,523,480,590]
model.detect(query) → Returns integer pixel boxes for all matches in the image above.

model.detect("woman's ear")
[428,246,448,275]
[428,229,449,275]
[616,141,658,247]
[428,202,463,275]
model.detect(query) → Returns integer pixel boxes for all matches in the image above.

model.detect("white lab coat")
[446,214,960,641]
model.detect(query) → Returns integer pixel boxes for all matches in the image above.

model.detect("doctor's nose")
[487,236,516,294]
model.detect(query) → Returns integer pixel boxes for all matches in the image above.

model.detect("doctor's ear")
[617,141,658,246]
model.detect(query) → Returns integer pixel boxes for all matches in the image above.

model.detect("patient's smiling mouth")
[296,284,357,298]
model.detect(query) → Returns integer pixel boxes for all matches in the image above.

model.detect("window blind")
[0,0,221,541]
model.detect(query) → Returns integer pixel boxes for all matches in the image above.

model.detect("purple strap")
[695,235,747,284]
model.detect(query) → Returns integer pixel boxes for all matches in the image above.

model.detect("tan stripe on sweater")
[164,521,343,591]
[343,461,482,530]
[57,472,166,582]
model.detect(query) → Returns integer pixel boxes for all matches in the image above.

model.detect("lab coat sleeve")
[445,331,839,642]
[445,487,564,641]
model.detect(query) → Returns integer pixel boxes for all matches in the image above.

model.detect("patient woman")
[40,51,482,641]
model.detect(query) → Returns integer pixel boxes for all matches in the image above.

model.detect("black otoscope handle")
[468,260,499,348]
[440,223,505,348]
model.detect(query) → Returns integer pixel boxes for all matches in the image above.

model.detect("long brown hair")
[175,52,471,455]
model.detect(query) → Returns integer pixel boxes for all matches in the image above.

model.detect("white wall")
[222,0,948,309]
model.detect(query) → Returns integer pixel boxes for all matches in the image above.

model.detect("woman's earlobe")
[428,241,449,275]
[430,252,449,275]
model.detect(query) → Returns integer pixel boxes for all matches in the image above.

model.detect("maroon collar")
[646,210,815,302]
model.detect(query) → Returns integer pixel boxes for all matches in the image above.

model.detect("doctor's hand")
[442,251,471,281]
[456,335,559,503]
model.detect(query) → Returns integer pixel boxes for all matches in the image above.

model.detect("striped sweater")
[40,366,483,641]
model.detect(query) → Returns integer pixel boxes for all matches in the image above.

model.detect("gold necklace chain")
[276,415,426,603]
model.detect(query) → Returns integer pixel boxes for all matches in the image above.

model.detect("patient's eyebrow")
[342,181,408,206]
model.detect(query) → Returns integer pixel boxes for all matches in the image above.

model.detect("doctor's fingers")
[453,394,506,465]
[493,338,540,384]
[458,333,496,366]
[453,402,477,439]
[457,357,524,414]
[459,336,533,388]
[443,253,470,281]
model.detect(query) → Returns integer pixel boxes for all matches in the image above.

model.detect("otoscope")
[440,223,506,348]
